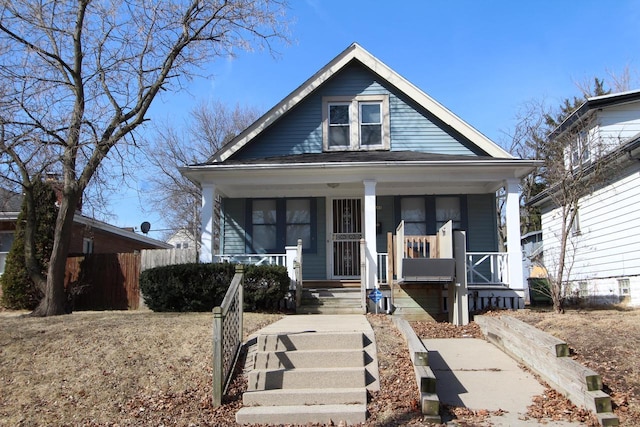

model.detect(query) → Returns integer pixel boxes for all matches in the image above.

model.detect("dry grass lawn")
[510,307,640,426]
[0,310,282,426]
[1,307,638,426]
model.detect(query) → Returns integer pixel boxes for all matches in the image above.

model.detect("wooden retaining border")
[391,317,441,423]
[474,315,619,427]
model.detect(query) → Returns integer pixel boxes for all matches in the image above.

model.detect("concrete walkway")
[424,338,585,426]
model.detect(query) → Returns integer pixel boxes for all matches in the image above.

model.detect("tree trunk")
[30,190,80,317]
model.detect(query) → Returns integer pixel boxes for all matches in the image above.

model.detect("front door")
[331,198,362,278]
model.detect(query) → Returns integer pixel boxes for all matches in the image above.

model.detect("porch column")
[200,183,216,263]
[505,178,524,292]
[363,180,378,289]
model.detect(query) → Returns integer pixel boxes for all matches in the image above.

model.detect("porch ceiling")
[181,159,539,198]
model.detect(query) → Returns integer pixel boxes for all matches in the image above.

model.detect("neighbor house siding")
[232,62,480,161]
[221,198,246,255]
[595,102,640,151]
[542,161,640,283]
[466,194,498,252]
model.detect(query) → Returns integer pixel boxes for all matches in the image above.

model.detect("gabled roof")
[209,43,513,163]
[551,89,640,138]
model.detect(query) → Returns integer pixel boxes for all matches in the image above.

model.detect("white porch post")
[200,183,216,263]
[363,180,378,289]
[505,178,524,294]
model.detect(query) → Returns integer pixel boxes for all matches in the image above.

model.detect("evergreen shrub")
[140,262,289,312]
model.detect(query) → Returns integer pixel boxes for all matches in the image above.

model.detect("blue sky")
[112,0,640,239]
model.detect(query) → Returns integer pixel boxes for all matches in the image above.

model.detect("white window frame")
[570,130,591,168]
[322,95,390,151]
[82,238,94,254]
[618,278,630,296]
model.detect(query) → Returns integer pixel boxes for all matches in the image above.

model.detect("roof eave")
[73,214,172,248]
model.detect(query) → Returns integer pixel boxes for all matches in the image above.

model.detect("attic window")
[570,130,591,167]
[323,95,389,151]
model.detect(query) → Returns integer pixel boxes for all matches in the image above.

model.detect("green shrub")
[1,180,57,310]
[140,263,289,312]
[243,264,290,311]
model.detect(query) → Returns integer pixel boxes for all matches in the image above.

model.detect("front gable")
[231,61,485,161]
[209,43,512,164]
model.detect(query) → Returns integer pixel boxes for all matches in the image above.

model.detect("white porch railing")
[466,252,509,286]
[215,254,286,266]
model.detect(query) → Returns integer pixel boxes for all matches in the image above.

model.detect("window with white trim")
[578,281,589,297]
[618,278,630,296]
[82,238,94,254]
[323,95,389,151]
[570,130,591,167]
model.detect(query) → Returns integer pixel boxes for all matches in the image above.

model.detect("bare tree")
[145,100,260,249]
[512,80,619,313]
[0,0,289,316]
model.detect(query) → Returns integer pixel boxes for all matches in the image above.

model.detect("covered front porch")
[184,155,534,322]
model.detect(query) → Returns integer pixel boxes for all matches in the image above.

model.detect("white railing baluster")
[466,252,509,286]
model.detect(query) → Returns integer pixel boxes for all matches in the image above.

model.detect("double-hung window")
[323,95,389,151]
[570,130,591,167]
[252,200,277,253]
[328,103,351,148]
[400,196,464,236]
[249,198,316,253]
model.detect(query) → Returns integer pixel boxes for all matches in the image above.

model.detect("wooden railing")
[404,235,438,258]
[466,252,509,286]
[212,265,244,406]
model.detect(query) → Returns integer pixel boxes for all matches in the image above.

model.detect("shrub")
[243,264,290,311]
[1,180,57,310]
[140,262,289,312]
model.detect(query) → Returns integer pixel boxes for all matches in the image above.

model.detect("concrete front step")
[297,306,365,315]
[247,366,366,391]
[258,332,364,352]
[253,348,366,369]
[242,387,367,406]
[236,403,367,425]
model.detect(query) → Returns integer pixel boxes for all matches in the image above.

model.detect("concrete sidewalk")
[424,338,585,426]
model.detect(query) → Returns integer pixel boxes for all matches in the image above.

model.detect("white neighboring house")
[167,228,198,250]
[531,90,640,307]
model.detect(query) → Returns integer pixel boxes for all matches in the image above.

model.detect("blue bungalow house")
[181,43,538,319]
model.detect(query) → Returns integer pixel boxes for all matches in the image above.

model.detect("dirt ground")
[0,307,638,426]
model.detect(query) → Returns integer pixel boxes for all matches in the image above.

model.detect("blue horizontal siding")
[221,198,245,255]
[466,194,498,252]
[232,61,482,160]
[301,197,327,280]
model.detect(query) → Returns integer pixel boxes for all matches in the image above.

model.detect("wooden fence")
[65,253,141,310]
[140,248,198,271]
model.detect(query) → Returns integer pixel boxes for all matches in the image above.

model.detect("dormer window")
[323,95,389,151]
[571,130,591,166]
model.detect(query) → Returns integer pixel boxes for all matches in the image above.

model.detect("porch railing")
[215,254,286,266]
[467,252,509,286]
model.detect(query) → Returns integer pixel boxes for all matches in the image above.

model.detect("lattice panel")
[222,291,241,383]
